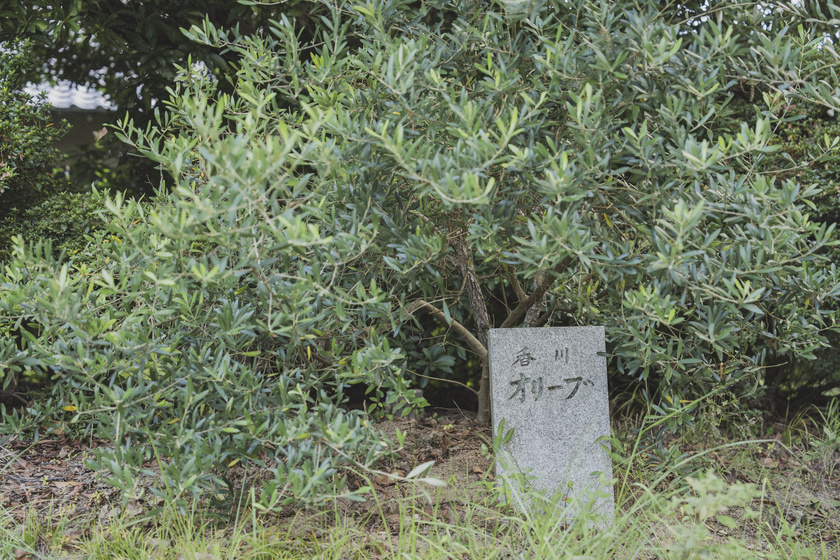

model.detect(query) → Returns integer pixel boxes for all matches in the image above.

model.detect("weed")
[2,412,839,559]
[813,399,840,476]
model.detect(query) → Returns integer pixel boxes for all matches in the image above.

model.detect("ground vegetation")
[1,0,839,515]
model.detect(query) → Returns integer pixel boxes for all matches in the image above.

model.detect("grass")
[3,475,833,559]
[2,403,839,559]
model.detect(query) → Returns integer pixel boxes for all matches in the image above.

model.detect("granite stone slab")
[489,326,614,519]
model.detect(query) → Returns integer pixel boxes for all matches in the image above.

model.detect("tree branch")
[509,269,526,301]
[500,256,573,329]
[404,299,488,359]
[310,348,333,367]
[534,302,557,328]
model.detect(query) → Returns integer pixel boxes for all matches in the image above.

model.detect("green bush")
[717,50,840,403]
[0,42,103,391]
[0,190,106,262]
[0,41,412,507]
[199,0,839,423]
[0,43,70,220]
[0,42,106,264]
[3,0,840,509]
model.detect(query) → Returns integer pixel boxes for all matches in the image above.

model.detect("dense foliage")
[228,0,840,423]
[0,44,106,264]
[0,0,328,195]
[746,51,840,404]
[0,45,70,219]
[2,0,840,507]
[0,0,319,124]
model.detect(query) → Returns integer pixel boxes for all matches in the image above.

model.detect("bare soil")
[1,410,839,556]
[0,411,493,527]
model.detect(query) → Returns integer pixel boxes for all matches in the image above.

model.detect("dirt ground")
[0,411,494,527]
[1,410,839,555]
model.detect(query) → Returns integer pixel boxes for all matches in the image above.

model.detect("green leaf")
[406,460,435,479]
[716,514,739,530]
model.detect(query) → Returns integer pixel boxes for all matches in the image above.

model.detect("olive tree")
[3,0,840,508]
[197,0,839,424]
[0,38,417,509]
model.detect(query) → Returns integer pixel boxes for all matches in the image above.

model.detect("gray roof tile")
[24,81,115,111]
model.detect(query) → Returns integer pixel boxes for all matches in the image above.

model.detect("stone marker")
[489,326,614,519]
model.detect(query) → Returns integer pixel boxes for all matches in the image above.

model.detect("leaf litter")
[1,412,839,557]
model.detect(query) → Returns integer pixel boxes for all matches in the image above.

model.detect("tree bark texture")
[522,275,543,327]
[405,253,573,425]
[500,256,572,329]
[454,246,493,424]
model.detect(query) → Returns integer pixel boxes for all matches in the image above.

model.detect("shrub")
[184,0,839,423]
[3,0,840,508]
[717,50,840,404]
[0,68,409,509]
[0,43,70,221]
[0,190,106,262]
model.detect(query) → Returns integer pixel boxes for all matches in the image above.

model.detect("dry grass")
[2,403,839,559]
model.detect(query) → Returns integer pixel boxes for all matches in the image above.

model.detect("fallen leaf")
[125,500,144,517]
[63,527,85,542]
[100,504,119,518]
[441,434,451,455]
[759,457,778,468]
[373,472,400,486]
[420,417,437,428]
